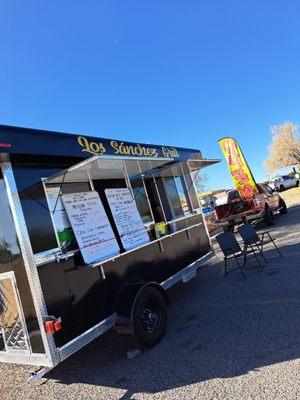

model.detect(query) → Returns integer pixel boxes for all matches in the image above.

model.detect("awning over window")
[45,155,175,184]
[187,159,220,172]
[45,155,220,184]
[150,158,220,178]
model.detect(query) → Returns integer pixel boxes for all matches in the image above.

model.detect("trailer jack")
[28,367,53,384]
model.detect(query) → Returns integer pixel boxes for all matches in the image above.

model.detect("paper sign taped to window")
[105,188,150,251]
[62,191,120,264]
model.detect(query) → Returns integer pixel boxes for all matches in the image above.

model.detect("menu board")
[62,191,120,264]
[105,188,150,251]
[45,185,74,250]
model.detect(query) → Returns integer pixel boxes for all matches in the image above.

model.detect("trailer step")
[161,252,213,290]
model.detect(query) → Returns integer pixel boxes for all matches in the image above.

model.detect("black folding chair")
[238,224,283,262]
[215,232,247,278]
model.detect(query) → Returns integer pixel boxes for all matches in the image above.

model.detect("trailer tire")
[279,198,287,214]
[264,205,274,225]
[132,286,167,350]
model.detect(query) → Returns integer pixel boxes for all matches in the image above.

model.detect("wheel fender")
[114,282,169,336]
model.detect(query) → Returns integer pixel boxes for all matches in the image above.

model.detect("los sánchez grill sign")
[77,136,180,159]
[0,125,200,159]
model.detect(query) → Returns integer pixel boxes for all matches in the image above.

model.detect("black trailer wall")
[9,156,210,349]
[37,220,209,348]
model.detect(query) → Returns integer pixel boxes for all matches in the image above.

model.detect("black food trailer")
[0,125,219,382]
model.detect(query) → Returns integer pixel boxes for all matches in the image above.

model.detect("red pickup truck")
[214,183,287,231]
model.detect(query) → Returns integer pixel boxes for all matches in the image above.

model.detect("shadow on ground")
[41,205,300,399]
[19,206,300,400]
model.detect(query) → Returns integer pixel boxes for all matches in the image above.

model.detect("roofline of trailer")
[0,124,201,155]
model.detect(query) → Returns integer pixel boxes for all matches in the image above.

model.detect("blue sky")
[1,1,300,189]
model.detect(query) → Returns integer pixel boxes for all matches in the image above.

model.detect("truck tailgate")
[216,209,264,224]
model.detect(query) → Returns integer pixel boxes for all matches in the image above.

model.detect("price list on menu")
[62,191,120,264]
[105,188,150,251]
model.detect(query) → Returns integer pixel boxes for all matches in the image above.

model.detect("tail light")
[214,209,218,219]
[44,317,62,334]
[253,194,265,210]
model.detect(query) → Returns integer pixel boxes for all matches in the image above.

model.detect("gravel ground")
[1,205,300,400]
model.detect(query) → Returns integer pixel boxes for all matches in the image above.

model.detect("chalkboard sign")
[62,191,120,264]
[105,188,150,251]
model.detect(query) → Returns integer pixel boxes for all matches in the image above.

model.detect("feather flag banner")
[219,137,259,202]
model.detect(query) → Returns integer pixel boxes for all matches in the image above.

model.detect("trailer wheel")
[264,205,274,225]
[279,198,287,214]
[132,286,167,350]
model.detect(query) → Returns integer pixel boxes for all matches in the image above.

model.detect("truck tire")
[279,198,288,214]
[132,286,167,350]
[264,205,274,225]
[279,184,285,192]
[296,181,299,187]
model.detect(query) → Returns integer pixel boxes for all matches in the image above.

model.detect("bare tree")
[192,171,209,194]
[264,122,300,173]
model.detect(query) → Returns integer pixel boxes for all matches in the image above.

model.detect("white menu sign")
[105,188,150,251]
[62,191,120,264]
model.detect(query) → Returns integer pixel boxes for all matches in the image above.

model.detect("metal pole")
[179,162,193,213]
[122,159,134,197]
[137,160,155,223]
[1,162,59,368]
[186,161,212,246]
[149,161,167,223]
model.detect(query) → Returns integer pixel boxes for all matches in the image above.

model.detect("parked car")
[214,184,287,231]
[269,175,299,192]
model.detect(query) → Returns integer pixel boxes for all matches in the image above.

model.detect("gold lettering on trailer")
[78,136,106,156]
[161,146,179,158]
[110,140,159,157]
[78,136,180,159]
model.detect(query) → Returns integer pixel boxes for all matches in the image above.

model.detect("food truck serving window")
[38,155,218,266]
[41,156,173,263]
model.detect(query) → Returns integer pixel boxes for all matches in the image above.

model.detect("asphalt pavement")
[1,204,300,400]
